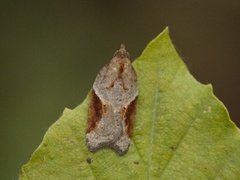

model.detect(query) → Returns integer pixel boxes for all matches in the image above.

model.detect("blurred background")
[1,1,240,179]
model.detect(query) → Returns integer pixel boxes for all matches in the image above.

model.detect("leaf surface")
[21,28,240,179]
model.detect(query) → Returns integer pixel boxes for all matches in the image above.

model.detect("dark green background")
[1,1,240,179]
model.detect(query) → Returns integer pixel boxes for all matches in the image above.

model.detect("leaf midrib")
[147,55,161,179]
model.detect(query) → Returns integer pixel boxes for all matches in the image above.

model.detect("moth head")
[113,44,130,59]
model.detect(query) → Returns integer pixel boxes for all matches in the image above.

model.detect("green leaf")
[20,28,240,179]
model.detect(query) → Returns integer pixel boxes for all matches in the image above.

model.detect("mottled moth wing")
[86,44,138,156]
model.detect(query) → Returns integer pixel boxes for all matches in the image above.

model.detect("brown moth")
[86,44,138,156]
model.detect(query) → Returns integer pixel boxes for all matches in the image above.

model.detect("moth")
[86,44,138,156]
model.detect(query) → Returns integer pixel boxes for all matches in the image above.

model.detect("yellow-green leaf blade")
[20,27,240,179]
